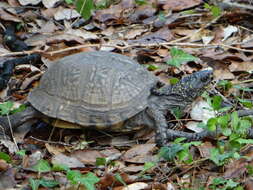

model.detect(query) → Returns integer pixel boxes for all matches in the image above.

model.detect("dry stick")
[2,39,253,57]
[221,1,253,10]
[6,114,19,151]
[29,136,72,146]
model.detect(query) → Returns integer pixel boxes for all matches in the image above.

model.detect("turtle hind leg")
[0,106,41,135]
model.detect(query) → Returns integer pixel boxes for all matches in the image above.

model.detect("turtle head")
[170,69,213,103]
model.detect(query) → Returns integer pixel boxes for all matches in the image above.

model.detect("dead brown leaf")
[128,27,173,44]
[45,143,66,155]
[72,150,105,165]
[159,0,202,11]
[197,141,215,158]
[0,168,16,189]
[122,144,156,163]
[229,61,253,72]
[0,8,21,22]
[0,159,9,171]
[223,158,248,179]
[52,153,85,168]
[245,178,253,190]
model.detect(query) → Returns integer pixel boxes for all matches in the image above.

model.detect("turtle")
[0,51,213,145]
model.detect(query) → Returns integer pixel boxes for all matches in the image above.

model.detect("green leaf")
[169,77,179,85]
[96,157,107,166]
[67,170,82,184]
[231,111,239,130]
[212,177,227,185]
[217,80,233,90]
[33,160,51,173]
[226,179,239,188]
[177,149,190,161]
[10,104,26,114]
[115,173,127,186]
[237,98,253,108]
[166,47,198,68]
[142,162,155,173]
[209,148,234,166]
[39,179,59,188]
[158,11,166,22]
[16,150,26,157]
[246,165,253,175]
[76,0,94,20]
[207,118,217,131]
[135,0,147,6]
[29,178,40,190]
[181,9,196,15]
[211,95,222,110]
[65,0,74,4]
[0,152,11,163]
[238,119,251,134]
[221,127,232,136]
[0,101,13,115]
[174,137,186,144]
[210,5,221,17]
[79,172,100,190]
[158,144,184,161]
[171,107,183,119]
[52,163,69,171]
[218,114,230,128]
[147,64,159,71]
[236,138,253,144]
[204,3,221,18]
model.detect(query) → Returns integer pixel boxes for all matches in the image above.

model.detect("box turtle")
[0,51,213,145]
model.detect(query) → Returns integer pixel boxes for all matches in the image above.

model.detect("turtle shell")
[28,51,157,128]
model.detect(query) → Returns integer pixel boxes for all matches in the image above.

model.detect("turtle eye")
[201,75,209,82]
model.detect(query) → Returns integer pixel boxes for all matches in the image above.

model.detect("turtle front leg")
[146,108,168,146]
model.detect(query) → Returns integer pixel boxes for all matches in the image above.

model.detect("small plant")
[158,138,201,164]
[0,101,26,116]
[204,3,222,18]
[65,0,94,20]
[166,47,198,68]
[30,159,100,190]
[209,177,243,190]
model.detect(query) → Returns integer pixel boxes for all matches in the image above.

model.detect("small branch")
[29,136,72,146]
[237,109,253,117]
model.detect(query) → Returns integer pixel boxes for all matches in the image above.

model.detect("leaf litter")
[0,0,253,189]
